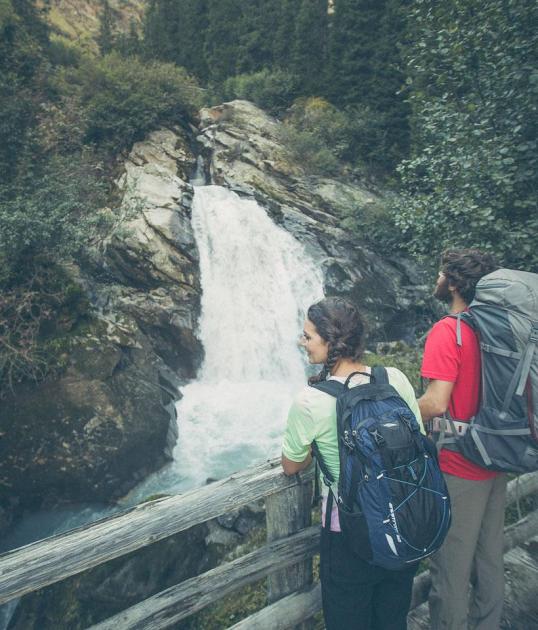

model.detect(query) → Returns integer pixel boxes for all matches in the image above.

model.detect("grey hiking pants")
[428,472,507,630]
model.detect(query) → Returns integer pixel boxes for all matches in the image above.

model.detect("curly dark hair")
[306,297,367,384]
[440,249,499,304]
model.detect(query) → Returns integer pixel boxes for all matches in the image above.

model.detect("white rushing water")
[127,185,323,499]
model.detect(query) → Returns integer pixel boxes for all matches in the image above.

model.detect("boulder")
[0,317,171,508]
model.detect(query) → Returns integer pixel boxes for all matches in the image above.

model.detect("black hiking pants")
[320,527,417,630]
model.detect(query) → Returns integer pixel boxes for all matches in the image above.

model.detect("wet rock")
[198,100,436,340]
[0,127,203,517]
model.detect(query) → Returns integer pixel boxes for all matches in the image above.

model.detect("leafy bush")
[281,97,401,179]
[279,97,346,176]
[0,153,124,395]
[221,68,299,114]
[48,35,83,67]
[0,154,109,287]
[395,0,538,271]
[0,269,89,397]
[73,52,206,151]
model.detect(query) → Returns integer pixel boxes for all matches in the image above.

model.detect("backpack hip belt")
[431,417,469,436]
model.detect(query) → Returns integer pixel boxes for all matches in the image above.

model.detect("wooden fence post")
[265,467,314,628]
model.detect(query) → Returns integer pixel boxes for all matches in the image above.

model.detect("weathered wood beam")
[89,525,320,630]
[505,471,538,508]
[0,458,314,604]
[227,583,322,630]
[266,476,313,630]
[229,508,538,630]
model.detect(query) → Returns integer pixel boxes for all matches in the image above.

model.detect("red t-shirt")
[421,316,498,480]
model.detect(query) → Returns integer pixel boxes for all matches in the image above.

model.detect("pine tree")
[174,0,209,81]
[327,0,410,168]
[0,0,50,183]
[97,0,115,55]
[328,0,383,106]
[236,1,280,74]
[291,0,328,94]
[116,19,141,57]
[142,1,209,81]
[273,0,301,70]
[204,0,242,82]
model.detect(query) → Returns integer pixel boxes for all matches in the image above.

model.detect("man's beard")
[434,276,452,304]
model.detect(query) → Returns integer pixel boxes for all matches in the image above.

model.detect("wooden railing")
[0,460,537,629]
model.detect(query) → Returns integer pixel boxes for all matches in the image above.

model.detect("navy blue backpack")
[311,367,451,570]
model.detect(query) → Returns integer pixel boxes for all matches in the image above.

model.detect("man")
[419,249,505,630]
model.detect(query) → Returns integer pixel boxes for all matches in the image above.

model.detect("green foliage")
[272,0,301,70]
[280,98,344,176]
[222,69,299,114]
[48,34,83,67]
[0,155,110,287]
[74,52,205,151]
[97,0,115,55]
[143,0,209,80]
[204,0,242,82]
[291,0,328,95]
[139,0,409,173]
[327,0,410,170]
[0,268,90,398]
[235,1,280,74]
[281,97,404,181]
[0,0,50,183]
[395,0,538,271]
[115,18,141,58]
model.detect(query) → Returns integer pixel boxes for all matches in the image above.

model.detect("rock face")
[0,127,202,516]
[198,100,434,341]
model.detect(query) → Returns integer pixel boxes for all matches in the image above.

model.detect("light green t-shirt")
[282,367,424,488]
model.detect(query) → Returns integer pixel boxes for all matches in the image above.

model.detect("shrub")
[48,35,82,67]
[281,97,397,179]
[221,68,299,114]
[395,0,538,271]
[74,52,206,152]
[0,154,109,287]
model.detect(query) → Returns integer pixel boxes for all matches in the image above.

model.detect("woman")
[281,297,423,630]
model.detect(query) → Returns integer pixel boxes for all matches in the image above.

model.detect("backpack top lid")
[472,268,538,320]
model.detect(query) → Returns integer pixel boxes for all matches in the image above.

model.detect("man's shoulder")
[429,314,475,338]
[427,316,458,341]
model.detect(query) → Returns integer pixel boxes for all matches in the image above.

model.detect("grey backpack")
[443,268,538,473]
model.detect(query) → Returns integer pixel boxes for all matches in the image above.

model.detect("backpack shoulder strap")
[445,312,476,347]
[309,380,344,398]
[310,381,341,496]
[371,365,389,384]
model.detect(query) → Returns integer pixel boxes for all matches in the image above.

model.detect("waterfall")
[124,184,323,500]
[172,185,324,488]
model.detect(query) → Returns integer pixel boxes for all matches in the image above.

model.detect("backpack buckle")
[369,427,386,447]
[342,430,355,452]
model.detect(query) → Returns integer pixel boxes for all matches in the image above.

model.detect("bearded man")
[418,249,505,630]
